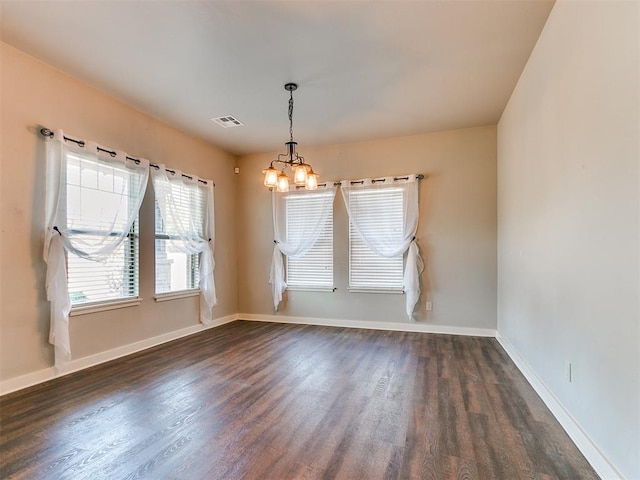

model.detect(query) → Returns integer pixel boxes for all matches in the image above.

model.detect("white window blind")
[65,153,140,305]
[154,182,205,294]
[348,188,404,290]
[285,192,334,289]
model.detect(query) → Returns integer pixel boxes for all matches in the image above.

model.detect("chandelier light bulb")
[276,171,290,192]
[263,166,278,187]
[305,170,319,190]
[293,163,309,185]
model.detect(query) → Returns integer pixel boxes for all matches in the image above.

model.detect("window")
[348,188,404,291]
[154,199,201,294]
[152,165,215,298]
[285,191,334,289]
[45,132,148,366]
[65,152,140,305]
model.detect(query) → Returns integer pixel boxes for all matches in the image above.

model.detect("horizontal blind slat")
[67,233,139,305]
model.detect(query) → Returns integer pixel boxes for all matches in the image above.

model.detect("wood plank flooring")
[0,321,599,479]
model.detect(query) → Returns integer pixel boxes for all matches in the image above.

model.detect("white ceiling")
[1,0,554,156]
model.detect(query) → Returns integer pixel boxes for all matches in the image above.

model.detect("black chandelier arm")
[275,153,304,164]
[272,158,293,168]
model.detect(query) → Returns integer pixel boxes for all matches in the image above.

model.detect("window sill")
[154,289,200,302]
[70,297,142,316]
[286,286,336,292]
[348,288,404,295]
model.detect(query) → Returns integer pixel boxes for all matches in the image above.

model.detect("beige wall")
[237,126,497,329]
[497,1,639,478]
[0,43,238,381]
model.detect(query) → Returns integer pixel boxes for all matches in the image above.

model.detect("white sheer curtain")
[44,130,149,369]
[340,175,423,318]
[151,165,217,323]
[270,185,336,310]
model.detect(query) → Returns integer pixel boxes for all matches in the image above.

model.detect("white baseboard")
[496,332,623,480]
[0,313,239,396]
[0,313,490,396]
[238,313,497,337]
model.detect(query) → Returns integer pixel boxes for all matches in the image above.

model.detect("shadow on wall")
[416,170,438,322]
[30,125,55,366]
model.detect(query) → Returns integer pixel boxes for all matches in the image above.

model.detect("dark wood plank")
[0,321,599,480]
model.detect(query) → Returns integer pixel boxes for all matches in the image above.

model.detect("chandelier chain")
[288,89,294,143]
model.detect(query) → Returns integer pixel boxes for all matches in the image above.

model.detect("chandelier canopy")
[263,83,319,191]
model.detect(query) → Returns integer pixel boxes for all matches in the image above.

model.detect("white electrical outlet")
[426,301,433,311]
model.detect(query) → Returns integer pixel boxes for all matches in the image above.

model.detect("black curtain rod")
[40,128,212,186]
[290,175,425,189]
[293,182,340,189]
[349,174,425,185]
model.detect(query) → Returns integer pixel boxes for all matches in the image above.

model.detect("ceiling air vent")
[212,115,243,128]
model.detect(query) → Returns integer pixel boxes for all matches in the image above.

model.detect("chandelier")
[263,83,319,191]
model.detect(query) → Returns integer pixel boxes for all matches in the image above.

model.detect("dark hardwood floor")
[0,321,598,480]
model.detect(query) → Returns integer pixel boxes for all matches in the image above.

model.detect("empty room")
[0,0,638,479]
